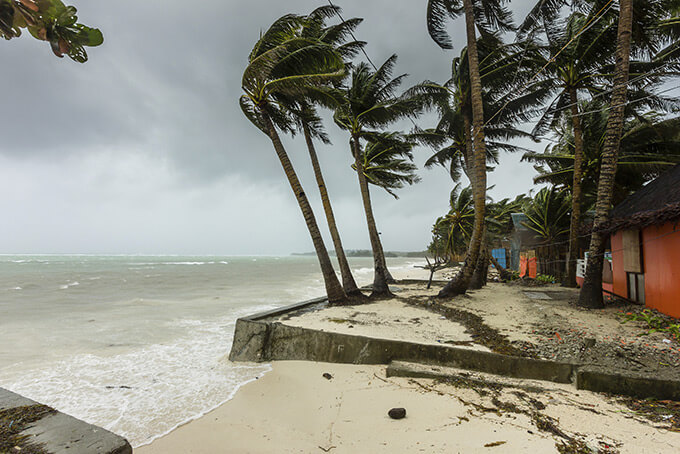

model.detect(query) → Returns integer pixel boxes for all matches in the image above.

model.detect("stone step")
[0,387,132,454]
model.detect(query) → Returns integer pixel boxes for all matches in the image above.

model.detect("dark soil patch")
[400,295,534,358]
[0,404,55,454]
[519,325,680,379]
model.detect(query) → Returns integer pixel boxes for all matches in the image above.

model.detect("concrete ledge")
[386,361,550,393]
[242,296,328,321]
[576,367,680,400]
[229,321,575,383]
[0,387,132,454]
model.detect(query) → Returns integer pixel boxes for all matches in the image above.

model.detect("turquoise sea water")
[0,254,422,446]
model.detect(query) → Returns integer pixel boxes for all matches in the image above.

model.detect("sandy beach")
[136,360,678,453]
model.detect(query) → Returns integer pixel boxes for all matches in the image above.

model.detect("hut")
[601,164,680,318]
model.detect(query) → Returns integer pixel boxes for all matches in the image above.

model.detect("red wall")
[611,223,680,318]
[642,223,680,318]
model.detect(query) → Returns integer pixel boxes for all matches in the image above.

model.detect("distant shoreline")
[291,250,427,258]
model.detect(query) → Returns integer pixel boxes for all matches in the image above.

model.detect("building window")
[622,229,644,304]
[622,229,642,273]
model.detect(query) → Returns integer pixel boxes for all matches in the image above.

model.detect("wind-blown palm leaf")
[426,0,514,50]
[351,133,421,199]
[521,187,571,243]
[249,14,307,61]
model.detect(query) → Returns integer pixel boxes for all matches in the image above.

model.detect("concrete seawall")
[229,319,576,383]
[0,387,132,454]
[229,291,680,401]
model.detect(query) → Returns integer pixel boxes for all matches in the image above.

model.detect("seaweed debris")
[400,295,533,357]
[616,396,680,430]
[0,404,55,454]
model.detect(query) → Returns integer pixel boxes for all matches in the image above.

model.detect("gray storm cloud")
[0,0,541,254]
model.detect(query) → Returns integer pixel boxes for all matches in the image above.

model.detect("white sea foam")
[130,262,214,266]
[59,281,80,290]
[353,266,374,275]
[1,305,275,447]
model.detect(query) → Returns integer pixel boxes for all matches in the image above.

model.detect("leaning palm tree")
[416,30,547,293]
[517,0,680,306]
[531,11,617,288]
[531,7,678,288]
[275,6,367,296]
[334,56,423,296]
[578,0,675,308]
[426,0,515,297]
[239,14,348,304]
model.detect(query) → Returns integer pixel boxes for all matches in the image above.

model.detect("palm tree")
[334,56,423,296]
[530,6,679,287]
[518,0,679,304]
[240,14,348,304]
[432,184,475,261]
[277,6,367,296]
[414,31,547,290]
[416,34,544,183]
[530,11,617,288]
[578,0,671,308]
[524,107,680,206]
[656,9,680,61]
[521,187,572,279]
[426,0,515,297]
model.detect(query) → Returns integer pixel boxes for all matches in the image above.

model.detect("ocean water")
[0,254,422,447]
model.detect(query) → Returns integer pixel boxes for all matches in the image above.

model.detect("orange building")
[603,164,680,318]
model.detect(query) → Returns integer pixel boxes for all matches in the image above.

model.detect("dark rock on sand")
[388,407,406,419]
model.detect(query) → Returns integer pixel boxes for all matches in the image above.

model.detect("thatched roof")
[600,164,680,233]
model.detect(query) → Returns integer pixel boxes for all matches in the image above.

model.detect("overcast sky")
[1,0,544,255]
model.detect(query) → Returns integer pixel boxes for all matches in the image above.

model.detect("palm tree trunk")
[489,253,513,281]
[462,111,473,175]
[260,110,347,304]
[564,87,586,288]
[352,136,393,297]
[438,0,487,298]
[302,123,361,296]
[469,231,489,290]
[578,0,634,309]
[376,234,396,283]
